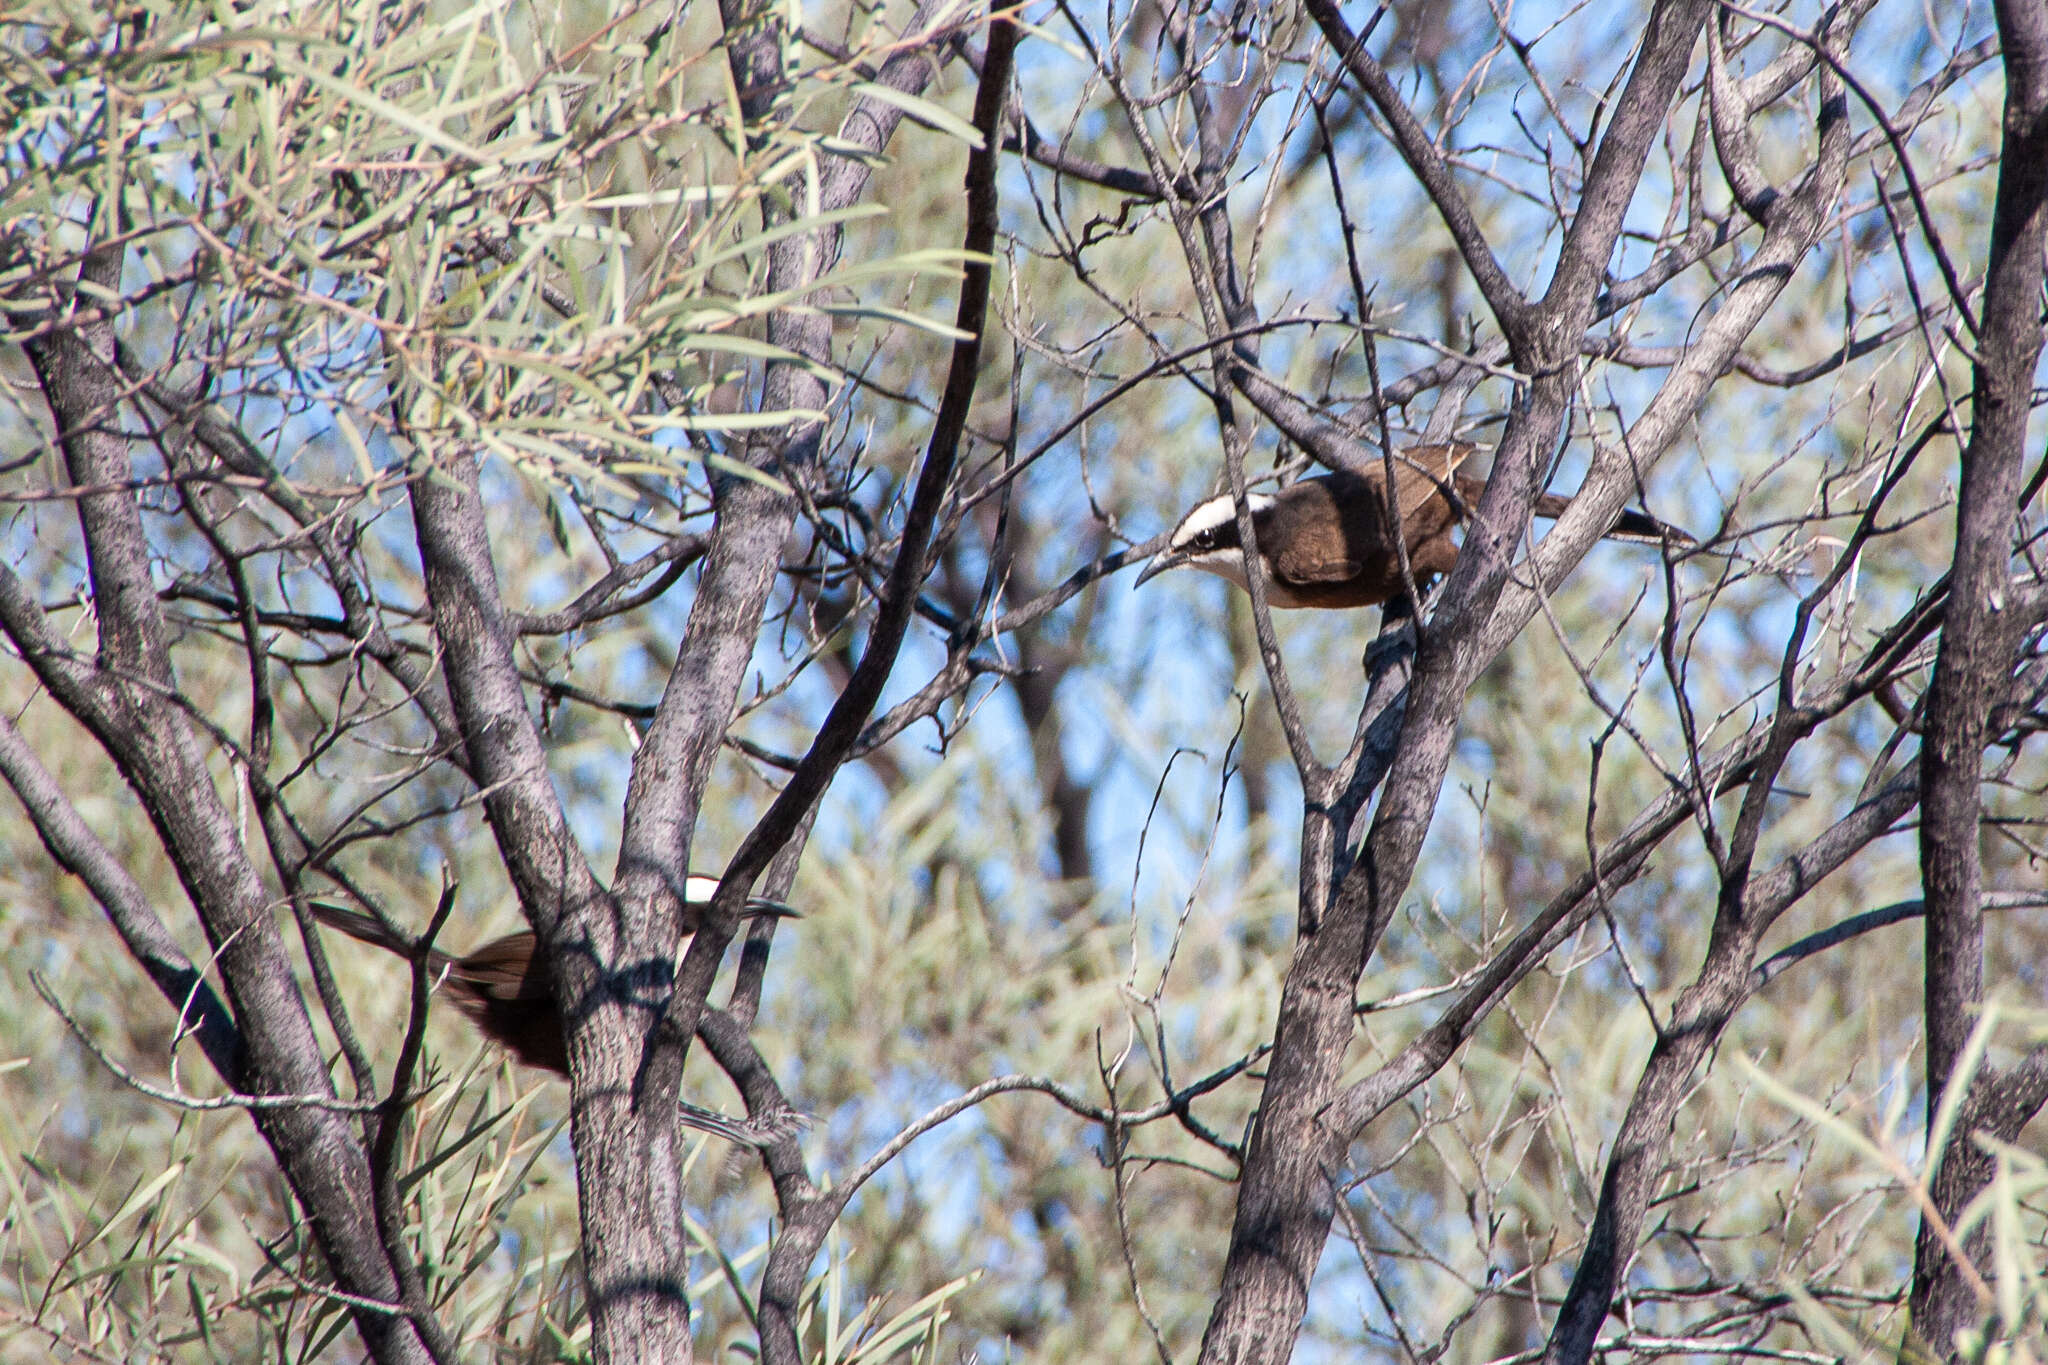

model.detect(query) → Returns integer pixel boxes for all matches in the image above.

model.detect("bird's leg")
[1364,606,1419,678]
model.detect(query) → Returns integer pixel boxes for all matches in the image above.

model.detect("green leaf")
[847,81,985,148]
[819,302,973,341]
[267,51,495,165]
[86,1163,186,1250]
[640,406,829,432]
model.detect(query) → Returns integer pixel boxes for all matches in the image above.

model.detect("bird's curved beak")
[1133,549,1184,589]
[740,897,801,919]
[681,873,801,919]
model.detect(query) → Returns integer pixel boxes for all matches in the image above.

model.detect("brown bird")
[309,877,797,1145]
[1135,443,1690,609]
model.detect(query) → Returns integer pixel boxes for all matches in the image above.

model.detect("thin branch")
[1752,891,2048,988]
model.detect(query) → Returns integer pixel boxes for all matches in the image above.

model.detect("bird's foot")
[1364,618,1418,678]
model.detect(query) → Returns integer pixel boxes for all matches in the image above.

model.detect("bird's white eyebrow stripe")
[1170,491,1275,548]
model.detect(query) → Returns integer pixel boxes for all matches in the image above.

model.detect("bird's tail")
[680,1100,812,1147]
[1529,490,1693,546]
[306,900,419,957]
[1608,505,1694,545]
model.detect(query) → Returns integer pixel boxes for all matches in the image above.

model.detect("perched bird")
[1135,443,1690,610]
[309,876,796,1144]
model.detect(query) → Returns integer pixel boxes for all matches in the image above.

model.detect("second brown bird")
[309,882,795,1144]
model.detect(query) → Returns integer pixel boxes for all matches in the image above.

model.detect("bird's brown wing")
[1385,442,1478,524]
[1269,542,1362,586]
[1264,479,1364,587]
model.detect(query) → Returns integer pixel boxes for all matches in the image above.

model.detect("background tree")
[1,1,2042,1363]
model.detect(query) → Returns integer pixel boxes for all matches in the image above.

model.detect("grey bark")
[1910,0,2048,1355]
[1197,5,1718,1358]
[15,248,435,1365]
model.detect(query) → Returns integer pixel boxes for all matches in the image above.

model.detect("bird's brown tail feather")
[307,900,419,957]
[1528,490,1692,546]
